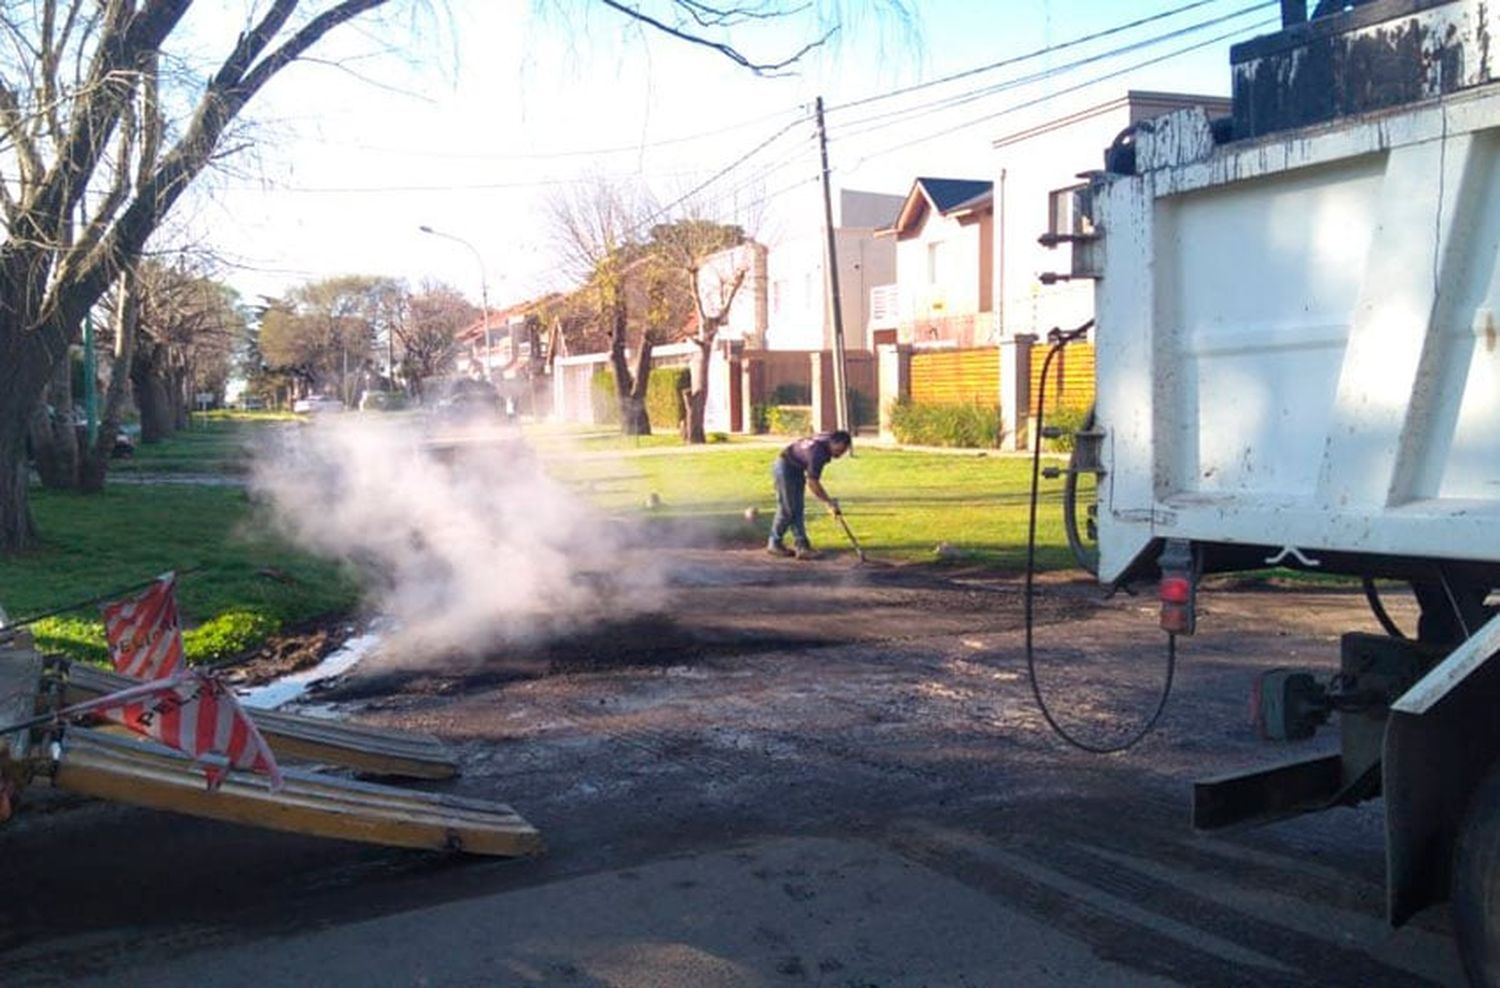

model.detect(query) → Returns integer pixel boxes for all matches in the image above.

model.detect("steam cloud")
[250,416,665,665]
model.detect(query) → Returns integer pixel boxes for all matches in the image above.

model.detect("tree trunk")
[623,338,654,436]
[133,348,175,443]
[0,417,36,552]
[607,298,650,436]
[685,331,716,445]
[82,274,141,493]
[28,355,80,490]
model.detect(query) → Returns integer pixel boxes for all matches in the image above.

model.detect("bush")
[1041,404,1090,453]
[590,370,620,425]
[888,398,1003,448]
[646,366,690,431]
[750,403,770,433]
[766,405,812,435]
[183,610,281,663]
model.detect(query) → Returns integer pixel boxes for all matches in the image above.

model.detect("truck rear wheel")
[1454,763,1500,986]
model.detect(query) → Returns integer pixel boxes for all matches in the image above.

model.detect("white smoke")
[249,415,665,664]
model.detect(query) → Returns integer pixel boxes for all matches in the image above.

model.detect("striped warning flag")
[101,573,185,680]
[80,670,284,792]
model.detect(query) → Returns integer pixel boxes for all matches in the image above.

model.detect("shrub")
[646,366,690,431]
[183,610,281,663]
[590,370,620,425]
[1041,404,1090,453]
[888,397,1003,448]
[766,405,812,436]
[706,431,730,444]
[750,403,770,433]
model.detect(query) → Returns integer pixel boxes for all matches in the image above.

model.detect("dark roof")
[880,177,994,237]
[915,177,993,213]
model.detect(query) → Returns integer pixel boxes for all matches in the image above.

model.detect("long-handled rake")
[833,510,867,564]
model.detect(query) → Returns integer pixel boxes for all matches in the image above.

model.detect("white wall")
[992,91,1231,340]
[763,227,894,351]
[893,205,986,327]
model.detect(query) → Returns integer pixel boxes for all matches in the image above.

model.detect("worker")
[768,430,852,560]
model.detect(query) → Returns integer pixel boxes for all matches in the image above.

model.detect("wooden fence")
[1029,341,1095,412]
[910,348,1001,405]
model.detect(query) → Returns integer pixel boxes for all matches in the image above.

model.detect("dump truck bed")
[1092,83,1500,583]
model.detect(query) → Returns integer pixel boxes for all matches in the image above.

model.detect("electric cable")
[826,0,1250,114]
[1023,321,1177,754]
[829,1,1272,139]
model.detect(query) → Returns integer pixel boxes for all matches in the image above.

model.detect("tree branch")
[596,0,835,75]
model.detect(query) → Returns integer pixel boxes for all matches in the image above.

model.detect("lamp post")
[419,224,491,374]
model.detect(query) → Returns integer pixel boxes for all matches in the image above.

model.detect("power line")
[829,1,1271,143]
[842,17,1275,171]
[627,113,813,238]
[826,0,1248,115]
[296,104,808,164]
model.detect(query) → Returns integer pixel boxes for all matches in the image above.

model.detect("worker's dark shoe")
[794,545,820,561]
[766,542,794,558]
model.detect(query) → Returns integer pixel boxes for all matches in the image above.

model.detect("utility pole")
[814,96,850,433]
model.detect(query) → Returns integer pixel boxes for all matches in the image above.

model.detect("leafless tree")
[399,280,478,399]
[0,0,411,551]
[651,217,754,442]
[547,179,681,435]
[0,0,906,550]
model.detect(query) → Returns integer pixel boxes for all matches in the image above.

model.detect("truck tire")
[1454,763,1500,987]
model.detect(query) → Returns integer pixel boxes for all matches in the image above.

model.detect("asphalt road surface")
[0,549,1464,986]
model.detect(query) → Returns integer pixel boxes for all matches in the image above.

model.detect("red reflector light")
[1160,606,1193,634]
[1160,575,1191,604]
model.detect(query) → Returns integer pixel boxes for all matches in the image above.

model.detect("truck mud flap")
[48,727,542,858]
[58,663,458,780]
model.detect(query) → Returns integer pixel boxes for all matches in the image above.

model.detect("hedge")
[590,369,620,425]
[646,366,690,431]
[888,397,1003,448]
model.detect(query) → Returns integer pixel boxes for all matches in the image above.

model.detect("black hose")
[1024,323,1176,754]
[1361,576,1409,640]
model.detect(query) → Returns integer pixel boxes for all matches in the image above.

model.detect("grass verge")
[546,443,1083,570]
[3,464,358,667]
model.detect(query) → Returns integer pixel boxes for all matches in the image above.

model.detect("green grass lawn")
[545,442,1083,570]
[5,417,1089,666]
[2,418,358,665]
[111,413,277,475]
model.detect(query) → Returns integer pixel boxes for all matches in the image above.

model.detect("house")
[762,188,903,351]
[868,92,1233,352]
[874,177,995,348]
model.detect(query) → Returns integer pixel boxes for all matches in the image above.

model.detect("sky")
[171,0,1280,308]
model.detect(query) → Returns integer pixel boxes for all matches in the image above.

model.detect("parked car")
[358,390,406,412]
[110,430,135,459]
[292,395,344,414]
[431,380,501,423]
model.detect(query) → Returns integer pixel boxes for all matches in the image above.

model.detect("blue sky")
[186,0,1277,305]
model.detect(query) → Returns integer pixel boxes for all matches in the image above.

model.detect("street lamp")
[419,224,491,372]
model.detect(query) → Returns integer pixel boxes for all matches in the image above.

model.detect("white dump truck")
[1051,0,1500,980]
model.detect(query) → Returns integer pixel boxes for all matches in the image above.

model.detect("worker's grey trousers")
[770,457,809,548]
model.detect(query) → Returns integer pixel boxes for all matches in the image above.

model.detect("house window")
[771,279,784,315]
[927,241,948,285]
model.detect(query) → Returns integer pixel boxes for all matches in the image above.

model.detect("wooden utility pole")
[814,96,850,432]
